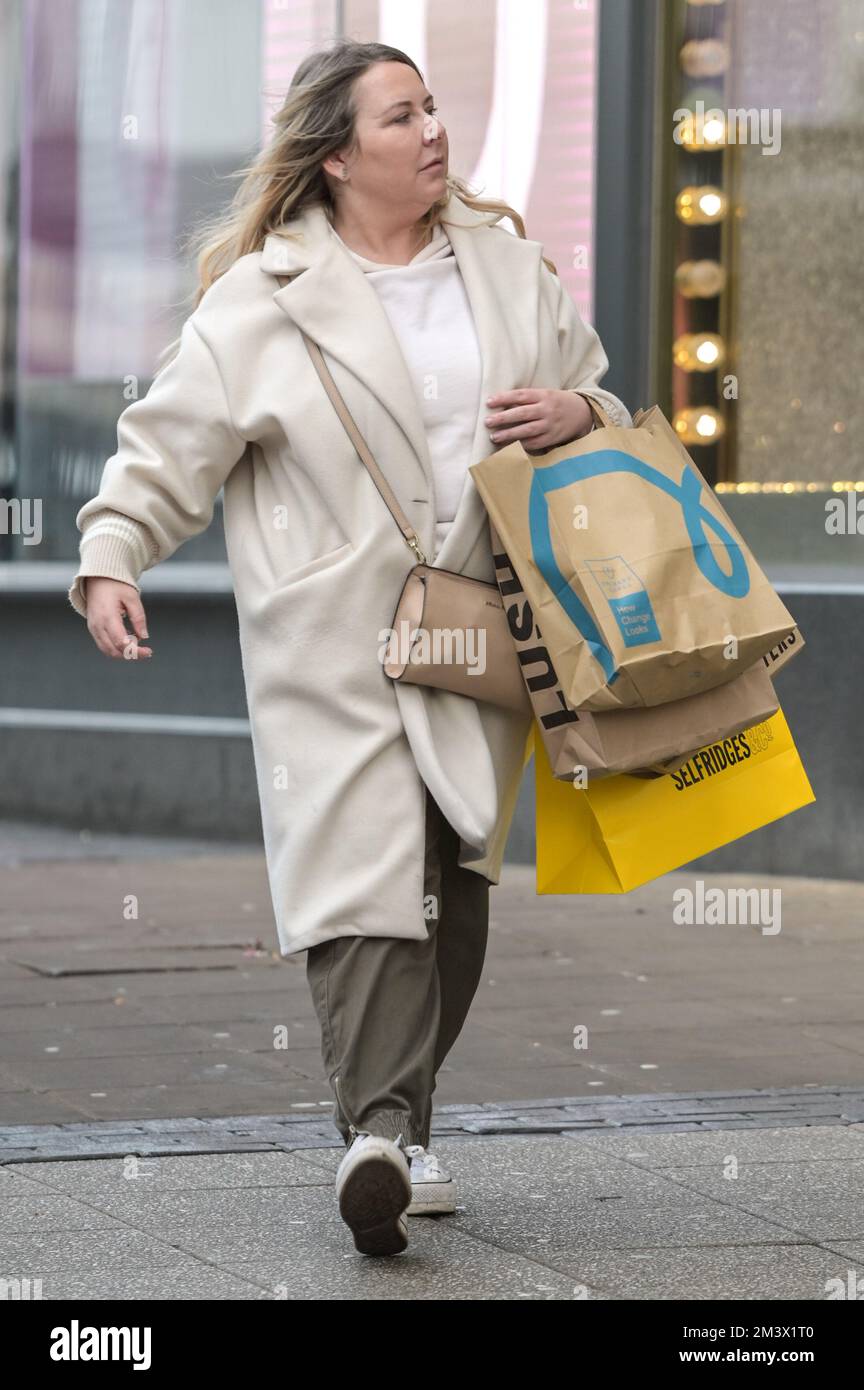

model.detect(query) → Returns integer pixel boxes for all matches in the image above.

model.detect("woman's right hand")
[84,578,153,661]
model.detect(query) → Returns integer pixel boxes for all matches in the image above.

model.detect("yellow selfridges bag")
[535,707,815,894]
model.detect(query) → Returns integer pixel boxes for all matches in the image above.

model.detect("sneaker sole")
[338,1150,412,1256]
[407,1182,457,1216]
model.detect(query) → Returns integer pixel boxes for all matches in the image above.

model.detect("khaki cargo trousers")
[305,784,491,1149]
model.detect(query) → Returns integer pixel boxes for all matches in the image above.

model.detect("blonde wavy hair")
[157,36,555,371]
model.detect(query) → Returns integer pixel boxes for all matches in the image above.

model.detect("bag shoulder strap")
[276,273,426,564]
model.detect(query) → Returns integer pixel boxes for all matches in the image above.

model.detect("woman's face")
[327,61,448,214]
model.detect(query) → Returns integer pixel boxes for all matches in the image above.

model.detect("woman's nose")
[423,112,443,141]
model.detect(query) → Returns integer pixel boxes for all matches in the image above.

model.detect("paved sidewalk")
[1,821,863,1298]
[2,1119,864,1299]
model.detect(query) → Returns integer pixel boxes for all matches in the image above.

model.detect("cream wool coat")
[69,191,632,957]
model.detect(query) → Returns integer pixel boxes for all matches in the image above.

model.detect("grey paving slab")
[550,1026,861,1064]
[0,1023,250,1060]
[127,1145,650,1219]
[565,1124,864,1166]
[449,1186,804,1253]
[0,1227,199,1272]
[7,947,249,977]
[543,1242,854,1301]
[0,1050,293,1091]
[36,1265,273,1301]
[215,1224,596,1301]
[2,1150,331,1196]
[815,1240,864,1266]
[0,1165,50,1189]
[0,1193,131,1234]
[0,1003,168,1033]
[116,1187,598,1300]
[0,819,254,865]
[656,1160,864,1242]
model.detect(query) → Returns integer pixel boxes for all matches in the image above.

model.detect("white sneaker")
[334,1131,413,1256]
[404,1144,457,1216]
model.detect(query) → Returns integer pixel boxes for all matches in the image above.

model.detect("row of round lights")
[671,6,857,489]
[716,481,864,494]
[671,6,729,449]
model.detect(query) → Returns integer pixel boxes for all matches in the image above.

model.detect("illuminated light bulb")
[695,338,721,365]
[675,259,726,298]
[679,39,730,78]
[679,113,727,151]
[675,186,728,224]
[673,407,725,444]
[673,333,725,371]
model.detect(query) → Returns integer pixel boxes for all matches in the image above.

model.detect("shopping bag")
[534,706,815,894]
[471,405,799,712]
[490,518,800,779]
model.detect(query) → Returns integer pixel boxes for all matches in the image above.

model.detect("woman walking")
[68,38,632,1257]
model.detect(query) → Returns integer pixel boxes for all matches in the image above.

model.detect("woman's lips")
[421,159,443,171]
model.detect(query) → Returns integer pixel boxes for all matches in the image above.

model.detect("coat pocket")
[272,540,354,591]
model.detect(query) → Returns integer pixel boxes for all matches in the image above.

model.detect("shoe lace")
[403,1143,442,1176]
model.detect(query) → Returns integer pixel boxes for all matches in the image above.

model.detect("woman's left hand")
[485,389,594,455]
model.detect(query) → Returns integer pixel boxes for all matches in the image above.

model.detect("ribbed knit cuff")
[575,390,629,429]
[67,511,158,620]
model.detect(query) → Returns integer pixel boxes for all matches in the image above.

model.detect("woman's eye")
[394,106,439,123]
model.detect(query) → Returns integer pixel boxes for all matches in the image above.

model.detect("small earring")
[340,168,349,181]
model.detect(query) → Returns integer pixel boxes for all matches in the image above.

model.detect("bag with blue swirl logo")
[469,400,801,712]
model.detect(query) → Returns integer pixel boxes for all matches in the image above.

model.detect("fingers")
[87,596,152,660]
[488,416,549,446]
[486,390,550,443]
[486,389,544,409]
[125,594,151,646]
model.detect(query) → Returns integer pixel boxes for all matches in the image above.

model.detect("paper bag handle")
[579,394,615,429]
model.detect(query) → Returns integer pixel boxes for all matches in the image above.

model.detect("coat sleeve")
[67,311,247,619]
[541,260,633,431]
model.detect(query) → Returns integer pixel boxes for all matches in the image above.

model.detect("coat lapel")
[260,191,543,574]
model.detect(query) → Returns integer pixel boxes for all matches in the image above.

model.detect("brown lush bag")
[471,399,801,711]
[490,516,804,780]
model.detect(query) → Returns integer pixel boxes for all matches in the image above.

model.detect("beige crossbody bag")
[277,275,530,712]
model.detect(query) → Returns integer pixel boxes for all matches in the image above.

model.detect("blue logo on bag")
[585,558,663,648]
[528,449,750,686]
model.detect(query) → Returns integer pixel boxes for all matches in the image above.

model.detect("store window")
[665,0,863,572]
[2,0,603,567]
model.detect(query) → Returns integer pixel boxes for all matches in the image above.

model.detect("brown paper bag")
[471,405,800,712]
[631,625,807,779]
[491,520,801,781]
